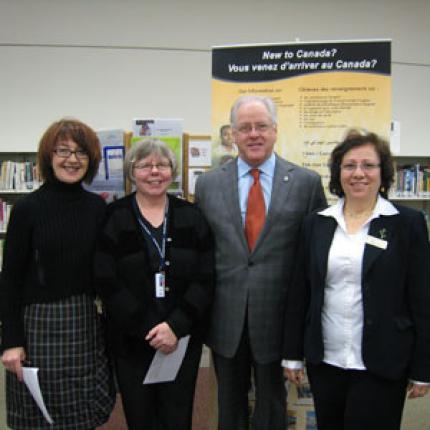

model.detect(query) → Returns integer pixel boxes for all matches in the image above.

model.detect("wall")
[0,0,429,154]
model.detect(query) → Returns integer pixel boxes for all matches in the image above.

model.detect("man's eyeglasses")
[341,162,380,172]
[134,162,172,172]
[53,148,89,159]
[236,123,273,134]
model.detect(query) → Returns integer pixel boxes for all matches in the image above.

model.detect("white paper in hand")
[23,367,54,424]
[143,335,190,384]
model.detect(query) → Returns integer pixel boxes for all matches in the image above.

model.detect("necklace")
[344,209,373,219]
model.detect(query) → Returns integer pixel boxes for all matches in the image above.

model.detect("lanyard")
[135,197,169,271]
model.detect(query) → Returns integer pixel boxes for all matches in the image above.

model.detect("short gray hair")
[124,138,178,183]
[230,95,277,127]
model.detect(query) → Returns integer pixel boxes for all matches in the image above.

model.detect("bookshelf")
[0,153,39,266]
[389,155,430,233]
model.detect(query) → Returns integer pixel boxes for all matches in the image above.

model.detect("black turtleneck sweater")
[0,179,106,350]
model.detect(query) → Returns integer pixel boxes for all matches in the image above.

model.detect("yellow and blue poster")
[212,39,391,200]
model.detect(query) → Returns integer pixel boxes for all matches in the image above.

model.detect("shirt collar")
[318,195,399,226]
[237,152,276,179]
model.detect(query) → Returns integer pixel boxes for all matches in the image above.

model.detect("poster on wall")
[131,118,183,194]
[188,138,212,167]
[85,129,125,203]
[212,39,391,203]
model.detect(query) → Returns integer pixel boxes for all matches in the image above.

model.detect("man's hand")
[284,367,305,386]
[407,383,430,399]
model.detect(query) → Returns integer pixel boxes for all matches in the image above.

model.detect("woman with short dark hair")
[0,118,115,429]
[284,129,430,430]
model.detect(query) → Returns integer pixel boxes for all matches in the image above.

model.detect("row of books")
[391,164,430,198]
[0,160,41,191]
[0,200,13,232]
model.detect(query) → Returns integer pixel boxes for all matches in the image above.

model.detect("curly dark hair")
[37,118,101,184]
[329,129,394,198]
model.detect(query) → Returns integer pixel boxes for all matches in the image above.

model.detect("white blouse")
[318,196,398,369]
[283,195,398,370]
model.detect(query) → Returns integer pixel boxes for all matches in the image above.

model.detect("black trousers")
[213,327,286,430]
[307,362,408,430]
[115,339,202,430]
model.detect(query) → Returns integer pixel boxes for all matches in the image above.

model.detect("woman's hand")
[145,322,178,354]
[407,383,430,399]
[1,347,26,381]
[284,367,305,386]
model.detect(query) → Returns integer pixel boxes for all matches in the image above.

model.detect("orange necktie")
[245,168,266,250]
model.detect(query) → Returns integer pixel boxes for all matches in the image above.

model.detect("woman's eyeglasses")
[53,148,89,159]
[341,162,380,172]
[134,162,172,172]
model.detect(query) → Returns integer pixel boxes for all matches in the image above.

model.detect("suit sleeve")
[406,211,430,381]
[283,215,312,360]
[307,173,327,213]
[283,172,325,359]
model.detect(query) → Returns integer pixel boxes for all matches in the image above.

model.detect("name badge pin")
[365,234,388,250]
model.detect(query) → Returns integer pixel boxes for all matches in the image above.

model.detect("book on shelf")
[391,163,430,198]
[0,160,40,191]
[0,199,13,232]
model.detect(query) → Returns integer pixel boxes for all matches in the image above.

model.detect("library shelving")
[0,153,39,266]
[389,155,430,234]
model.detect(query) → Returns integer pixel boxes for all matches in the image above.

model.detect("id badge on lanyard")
[155,271,166,298]
[135,198,169,299]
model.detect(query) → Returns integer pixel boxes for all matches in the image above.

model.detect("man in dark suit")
[195,95,326,430]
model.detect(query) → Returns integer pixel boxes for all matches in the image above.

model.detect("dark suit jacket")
[195,155,326,364]
[284,202,430,381]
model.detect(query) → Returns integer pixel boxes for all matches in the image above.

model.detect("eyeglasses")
[341,162,380,172]
[134,162,172,172]
[53,148,89,159]
[236,123,273,134]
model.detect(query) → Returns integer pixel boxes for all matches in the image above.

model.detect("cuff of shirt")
[409,380,430,386]
[281,359,304,369]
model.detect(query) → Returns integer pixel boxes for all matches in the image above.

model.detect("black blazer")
[284,202,430,381]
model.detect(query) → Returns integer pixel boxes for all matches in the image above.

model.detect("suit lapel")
[314,216,337,280]
[362,215,396,277]
[221,160,248,251]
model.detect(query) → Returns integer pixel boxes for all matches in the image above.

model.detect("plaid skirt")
[6,293,115,430]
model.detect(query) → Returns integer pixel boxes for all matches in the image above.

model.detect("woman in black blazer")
[94,139,214,430]
[284,129,430,430]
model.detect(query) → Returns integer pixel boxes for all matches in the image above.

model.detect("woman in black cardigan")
[95,139,214,430]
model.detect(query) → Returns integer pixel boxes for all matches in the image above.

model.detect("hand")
[145,322,178,354]
[1,347,26,382]
[407,383,430,399]
[284,367,305,386]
